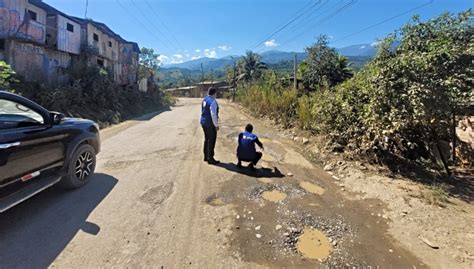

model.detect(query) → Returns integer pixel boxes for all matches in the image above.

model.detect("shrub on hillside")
[306,10,473,167]
[10,65,172,127]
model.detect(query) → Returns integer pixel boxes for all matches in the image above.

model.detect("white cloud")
[195,49,201,53]
[371,41,381,47]
[264,39,279,48]
[204,48,217,58]
[217,45,232,51]
[191,56,202,60]
[360,45,366,49]
[170,54,184,64]
[328,35,334,39]
[157,55,170,64]
[186,54,190,57]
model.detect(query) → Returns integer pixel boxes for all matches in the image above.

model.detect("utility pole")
[85,0,89,19]
[293,52,297,90]
[211,68,214,86]
[232,56,237,101]
[200,63,204,97]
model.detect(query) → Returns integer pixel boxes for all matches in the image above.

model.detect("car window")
[0,99,45,129]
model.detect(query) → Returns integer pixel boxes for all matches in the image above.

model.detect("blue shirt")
[200,95,219,127]
[237,131,261,160]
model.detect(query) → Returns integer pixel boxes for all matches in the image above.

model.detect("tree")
[237,51,268,82]
[139,47,160,71]
[303,35,353,90]
[0,61,18,91]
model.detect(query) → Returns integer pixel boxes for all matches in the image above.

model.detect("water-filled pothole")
[299,181,325,195]
[206,195,226,206]
[297,228,333,260]
[262,190,287,202]
[258,178,274,184]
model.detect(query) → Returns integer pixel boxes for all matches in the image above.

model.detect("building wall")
[118,43,138,85]
[56,15,80,54]
[0,0,46,44]
[85,23,119,61]
[5,39,71,85]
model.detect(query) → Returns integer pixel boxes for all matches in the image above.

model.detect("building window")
[28,10,37,21]
[67,23,74,33]
[97,59,104,66]
[93,33,99,42]
[108,41,112,47]
[0,39,5,50]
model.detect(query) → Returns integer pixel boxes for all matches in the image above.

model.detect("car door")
[0,93,65,186]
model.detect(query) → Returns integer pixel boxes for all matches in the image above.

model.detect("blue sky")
[45,0,471,64]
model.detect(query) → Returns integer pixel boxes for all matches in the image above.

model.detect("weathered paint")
[0,0,46,44]
[5,40,71,85]
[56,15,80,54]
[118,42,138,85]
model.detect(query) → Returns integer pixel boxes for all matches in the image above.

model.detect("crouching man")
[237,124,264,170]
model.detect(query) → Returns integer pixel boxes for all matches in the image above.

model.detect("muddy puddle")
[257,178,273,184]
[206,195,226,206]
[262,190,287,202]
[297,228,332,260]
[299,181,325,195]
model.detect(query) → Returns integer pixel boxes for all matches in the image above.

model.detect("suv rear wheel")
[60,144,96,189]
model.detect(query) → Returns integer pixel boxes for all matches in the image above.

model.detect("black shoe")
[204,157,208,162]
[208,159,220,165]
[236,161,242,168]
[248,163,256,170]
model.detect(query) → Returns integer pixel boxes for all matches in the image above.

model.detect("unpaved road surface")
[0,99,427,268]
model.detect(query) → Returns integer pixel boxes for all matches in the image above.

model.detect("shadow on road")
[216,162,285,178]
[0,173,117,268]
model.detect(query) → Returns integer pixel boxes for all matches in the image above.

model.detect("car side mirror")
[50,112,65,124]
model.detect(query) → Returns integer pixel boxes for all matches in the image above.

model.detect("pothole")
[262,190,287,202]
[297,228,332,260]
[299,181,325,195]
[140,182,174,208]
[206,194,226,206]
[258,178,274,184]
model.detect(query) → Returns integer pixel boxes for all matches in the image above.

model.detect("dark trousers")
[202,125,217,160]
[239,152,263,165]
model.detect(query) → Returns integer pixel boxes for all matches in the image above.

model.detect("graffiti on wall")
[0,0,45,43]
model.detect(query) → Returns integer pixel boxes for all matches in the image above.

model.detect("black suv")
[0,91,100,212]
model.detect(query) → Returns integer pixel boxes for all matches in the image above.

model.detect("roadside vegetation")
[0,47,173,128]
[235,10,473,176]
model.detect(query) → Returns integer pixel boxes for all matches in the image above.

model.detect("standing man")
[200,87,220,165]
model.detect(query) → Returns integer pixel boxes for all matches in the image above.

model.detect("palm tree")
[237,51,267,82]
[335,55,353,83]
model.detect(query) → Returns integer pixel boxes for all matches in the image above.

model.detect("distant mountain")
[163,57,236,71]
[161,43,381,73]
[336,43,378,56]
[260,50,308,64]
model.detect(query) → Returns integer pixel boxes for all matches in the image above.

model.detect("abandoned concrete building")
[0,0,140,86]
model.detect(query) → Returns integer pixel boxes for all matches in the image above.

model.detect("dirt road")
[0,98,426,268]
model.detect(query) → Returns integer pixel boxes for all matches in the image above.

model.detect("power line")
[128,0,179,52]
[144,0,185,51]
[115,0,174,52]
[251,0,322,50]
[280,0,333,37]
[330,0,434,44]
[275,0,357,49]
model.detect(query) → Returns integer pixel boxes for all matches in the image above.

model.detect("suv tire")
[60,144,96,189]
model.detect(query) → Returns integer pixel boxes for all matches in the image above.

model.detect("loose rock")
[256,234,262,239]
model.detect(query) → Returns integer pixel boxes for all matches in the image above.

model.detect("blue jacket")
[237,131,262,160]
[200,95,219,126]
